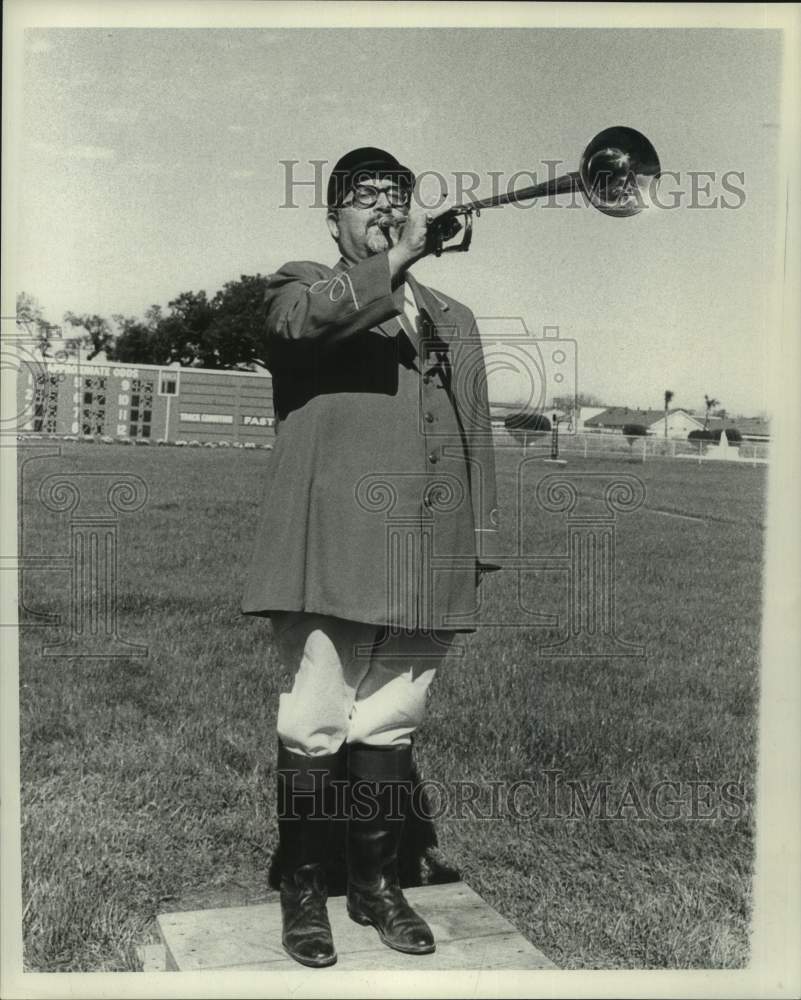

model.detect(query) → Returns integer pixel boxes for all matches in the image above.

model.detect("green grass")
[17,442,765,970]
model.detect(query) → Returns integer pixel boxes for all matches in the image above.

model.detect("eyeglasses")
[342,184,411,210]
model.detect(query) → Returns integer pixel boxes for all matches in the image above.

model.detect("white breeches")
[271,612,455,757]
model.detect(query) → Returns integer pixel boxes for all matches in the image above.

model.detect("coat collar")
[333,254,449,310]
[333,255,453,348]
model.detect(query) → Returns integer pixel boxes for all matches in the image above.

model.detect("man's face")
[326,176,410,263]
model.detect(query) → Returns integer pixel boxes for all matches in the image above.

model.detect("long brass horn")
[430,126,661,255]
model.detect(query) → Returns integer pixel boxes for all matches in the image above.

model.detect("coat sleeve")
[264,255,401,366]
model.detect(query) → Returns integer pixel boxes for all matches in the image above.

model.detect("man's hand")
[387,197,459,280]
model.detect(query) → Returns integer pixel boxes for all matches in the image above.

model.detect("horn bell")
[579,126,662,217]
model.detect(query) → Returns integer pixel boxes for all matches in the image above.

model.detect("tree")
[711,427,741,443]
[16,292,59,356]
[159,290,215,366]
[63,312,114,360]
[553,392,603,414]
[663,389,674,440]
[505,410,551,431]
[688,428,715,456]
[504,409,550,444]
[38,273,272,369]
[110,315,159,364]
[106,306,168,364]
[622,423,647,448]
[703,394,720,431]
[203,274,271,368]
[106,276,271,368]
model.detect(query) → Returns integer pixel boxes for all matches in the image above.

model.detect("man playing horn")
[243,146,500,967]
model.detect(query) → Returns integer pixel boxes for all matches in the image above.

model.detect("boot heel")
[347,904,372,926]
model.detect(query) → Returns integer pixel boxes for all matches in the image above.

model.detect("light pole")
[544,412,567,465]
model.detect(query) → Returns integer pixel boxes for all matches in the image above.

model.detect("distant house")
[648,410,706,439]
[492,401,770,443]
[583,406,702,439]
[577,405,608,428]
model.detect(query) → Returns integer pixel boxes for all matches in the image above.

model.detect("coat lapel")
[407,274,453,352]
[406,274,455,384]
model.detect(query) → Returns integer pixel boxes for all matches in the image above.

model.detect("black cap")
[327,146,415,210]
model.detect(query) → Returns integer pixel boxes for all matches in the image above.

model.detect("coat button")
[424,412,435,423]
[428,450,438,464]
[423,374,432,385]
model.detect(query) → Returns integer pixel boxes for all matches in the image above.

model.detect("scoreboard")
[17,358,276,446]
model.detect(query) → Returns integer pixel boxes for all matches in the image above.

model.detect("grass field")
[17,441,765,970]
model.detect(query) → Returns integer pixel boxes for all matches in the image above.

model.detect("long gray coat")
[241,251,499,632]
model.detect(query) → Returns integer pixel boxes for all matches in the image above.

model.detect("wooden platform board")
[151,881,556,971]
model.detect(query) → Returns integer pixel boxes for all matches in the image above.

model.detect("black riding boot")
[277,741,343,968]
[346,743,435,955]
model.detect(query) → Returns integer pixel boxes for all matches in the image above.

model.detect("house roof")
[584,407,694,428]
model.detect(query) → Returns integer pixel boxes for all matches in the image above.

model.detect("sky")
[15,25,784,416]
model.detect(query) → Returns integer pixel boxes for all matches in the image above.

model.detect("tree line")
[16,290,741,439]
[16,274,271,369]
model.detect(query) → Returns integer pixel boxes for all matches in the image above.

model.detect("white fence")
[495,429,770,465]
